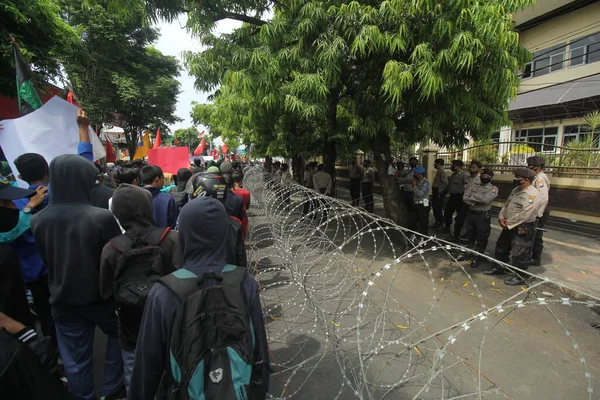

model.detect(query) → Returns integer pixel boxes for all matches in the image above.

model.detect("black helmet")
[190,172,228,202]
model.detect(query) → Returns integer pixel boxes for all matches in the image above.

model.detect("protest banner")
[147,146,190,174]
[0,97,106,188]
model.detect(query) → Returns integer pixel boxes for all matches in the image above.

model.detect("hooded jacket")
[100,184,183,349]
[169,168,193,208]
[129,197,270,400]
[143,187,178,229]
[30,155,122,316]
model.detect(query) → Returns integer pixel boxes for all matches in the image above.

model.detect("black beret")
[527,156,545,166]
[514,167,536,179]
[481,168,494,177]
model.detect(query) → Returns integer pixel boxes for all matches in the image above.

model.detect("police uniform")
[431,167,448,228]
[443,162,467,234]
[485,168,540,285]
[409,167,430,235]
[348,163,363,207]
[528,156,550,265]
[361,165,375,213]
[460,169,498,267]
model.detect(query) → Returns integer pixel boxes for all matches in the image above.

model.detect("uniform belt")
[468,209,490,214]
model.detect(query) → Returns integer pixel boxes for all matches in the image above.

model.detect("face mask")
[0,206,19,232]
[409,163,417,168]
[513,178,523,187]
[481,178,492,184]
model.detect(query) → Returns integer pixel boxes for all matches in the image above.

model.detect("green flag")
[14,45,43,115]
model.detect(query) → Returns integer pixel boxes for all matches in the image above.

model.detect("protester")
[30,142,125,399]
[232,171,250,233]
[169,167,193,210]
[100,184,183,392]
[140,165,179,229]
[0,312,70,399]
[219,163,246,227]
[91,163,116,209]
[0,180,37,327]
[8,154,55,343]
[1,161,18,186]
[129,197,270,400]
[117,167,140,186]
[160,172,175,194]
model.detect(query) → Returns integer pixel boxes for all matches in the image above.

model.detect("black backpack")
[160,265,262,400]
[109,227,172,329]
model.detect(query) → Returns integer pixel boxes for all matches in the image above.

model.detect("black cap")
[470,160,482,168]
[0,178,35,200]
[481,168,494,177]
[526,156,545,166]
[514,167,536,180]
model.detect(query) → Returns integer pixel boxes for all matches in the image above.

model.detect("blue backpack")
[159,265,260,400]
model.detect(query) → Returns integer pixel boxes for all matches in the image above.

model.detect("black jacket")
[31,155,121,316]
[0,328,70,399]
[0,245,33,326]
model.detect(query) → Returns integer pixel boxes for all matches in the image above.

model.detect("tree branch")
[219,11,267,26]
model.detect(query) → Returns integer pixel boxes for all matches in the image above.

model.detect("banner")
[133,131,151,160]
[147,147,190,174]
[0,97,106,188]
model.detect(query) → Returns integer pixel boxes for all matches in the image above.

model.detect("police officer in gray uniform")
[527,156,550,266]
[459,168,498,268]
[441,160,467,235]
[409,166,430,236]
[484,168,540,286]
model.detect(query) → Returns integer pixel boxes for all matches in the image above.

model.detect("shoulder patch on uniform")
[492,187,498,192]
[528,194,535,204]
[537,179,544,188]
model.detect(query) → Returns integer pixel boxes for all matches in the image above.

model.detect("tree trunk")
[291,155,304,184]
[125,128,138,160]
[372,131,408,227]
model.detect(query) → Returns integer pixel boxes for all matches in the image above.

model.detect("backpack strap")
[159,269,201,303]
[219,265,247,290]
[109,227,171,253]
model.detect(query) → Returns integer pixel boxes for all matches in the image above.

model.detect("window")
[563,125,599,146]
[513,127,558,152]
[491,131,501,143]
[522,63,532,79]
[531,44,565,77]
[569,32,600,67]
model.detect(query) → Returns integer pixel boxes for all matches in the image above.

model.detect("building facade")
[502,0,600,149]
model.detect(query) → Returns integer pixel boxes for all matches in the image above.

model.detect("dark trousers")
[460,210,491,254]
[444,193,464,235]
[54,305,124,399]
[494,222,535,271]
[431,188,444,224]
[403,191,414,213]
[27,275,56,345]
[349,179,361,206]
[532,208,550,262]
[409,204,430,236]
[362,182,374,213]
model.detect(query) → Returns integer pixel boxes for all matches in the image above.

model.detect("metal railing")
[436,141,600,179]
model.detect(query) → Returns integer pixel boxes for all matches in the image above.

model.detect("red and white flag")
[193,138,206,156]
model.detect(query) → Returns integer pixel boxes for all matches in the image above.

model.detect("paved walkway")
[335,186,600,299]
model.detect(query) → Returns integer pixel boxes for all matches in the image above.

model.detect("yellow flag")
[133,131,151,160]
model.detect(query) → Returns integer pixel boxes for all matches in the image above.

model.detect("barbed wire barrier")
[242,168,600,400]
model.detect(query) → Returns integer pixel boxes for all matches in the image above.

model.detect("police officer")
[460,168,498,268]
[409,166,430,236]
[361,160,375,213]
[527,156,550,266]
[453,160,482,240]
[441,160,467,235]
[484,168,540,286]
[430,158,448,230]
[348,160,363,207]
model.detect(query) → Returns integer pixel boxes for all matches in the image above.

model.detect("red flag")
[198,130,205,138]
[210,148,219,160]
[67,90,74,104]
[105,138,117,163]
[221,143,228,155]
[193,138,206,156]
[153,128,162,149]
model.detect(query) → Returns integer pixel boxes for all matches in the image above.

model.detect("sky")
[154,16,242,134]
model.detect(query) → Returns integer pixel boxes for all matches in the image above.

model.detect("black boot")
[505,275,527,286]
[483,266,506,276]
[470,257,480,268]
[528,258,541,267]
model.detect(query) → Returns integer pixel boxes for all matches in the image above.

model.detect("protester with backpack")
[100,184,183,392]
[129,196,270,400]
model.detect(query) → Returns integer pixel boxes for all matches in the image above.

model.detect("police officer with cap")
[459,168,498,268]
[409,166,430,236]
[441,160,467,235]
[527,155,550,266]
[484,167,540,286]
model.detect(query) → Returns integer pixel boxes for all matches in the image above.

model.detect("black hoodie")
[31,154,121,316]
[100,184,183,349]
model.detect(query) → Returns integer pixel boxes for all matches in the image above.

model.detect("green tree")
[0,0,78,97]
[174,127,200,152]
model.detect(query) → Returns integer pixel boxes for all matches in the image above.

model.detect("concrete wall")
[517,2,600,94]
